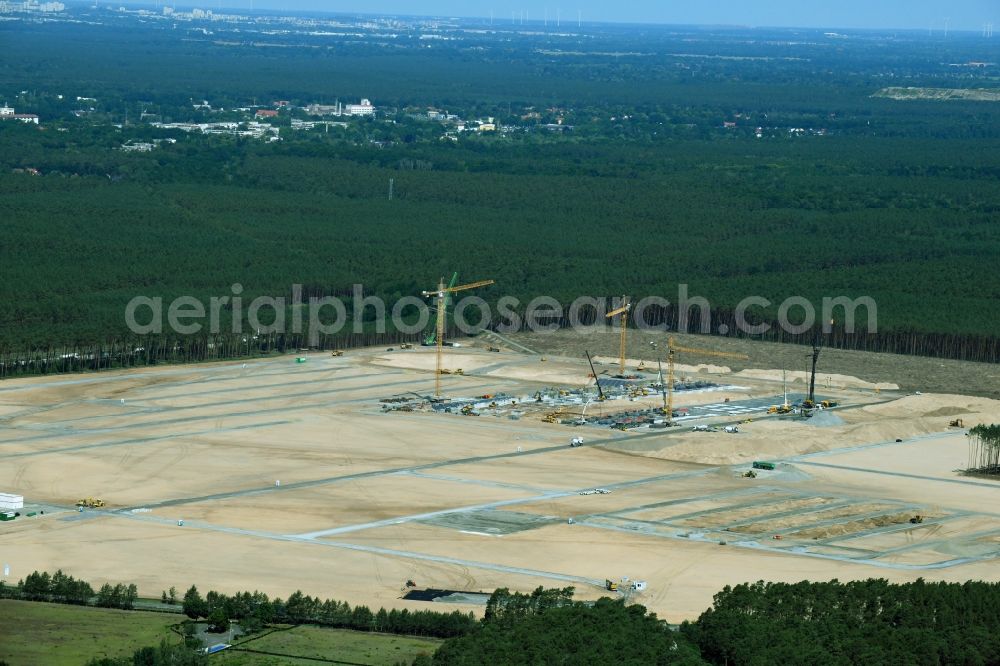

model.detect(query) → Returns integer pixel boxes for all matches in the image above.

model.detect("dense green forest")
[426,581,1000,665]
[1,12,998,368]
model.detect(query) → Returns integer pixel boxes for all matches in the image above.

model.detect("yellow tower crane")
[605,296,631,376]
[421,277,495,398]
[665,336,749,425]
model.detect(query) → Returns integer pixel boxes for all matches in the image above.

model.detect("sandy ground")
[1,344,999,623]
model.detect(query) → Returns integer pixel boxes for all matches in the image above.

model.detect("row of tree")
[180,585,477,639]
[0,570,140,610]
[966,423,1000,474]
[6,570,94,605]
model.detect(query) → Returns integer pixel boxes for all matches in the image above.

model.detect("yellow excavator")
[76,498,105,508]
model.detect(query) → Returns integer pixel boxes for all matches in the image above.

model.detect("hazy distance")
[136,0,996,32]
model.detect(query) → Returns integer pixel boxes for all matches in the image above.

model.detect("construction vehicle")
[950,419,965,428]
[742,470,758,479]
[910,515,924,524]
[664,337,749,425]
[752,461,776,471]
[605,579,619,592]
[330,350,345,357]
[486,346,501,353]
[399,343,413,350]
[821,400,839,409]
[439,368,464,376]
[724,425,740,434]
[421,276,494,397]
[768,405,794,415]
[570,436,584,447]
[75,498,105,508]
[406,579,417,588]
[542,409,565,424]
[605,296,631,376]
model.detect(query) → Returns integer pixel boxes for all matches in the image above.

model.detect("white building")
[345,99,375,116]
[0,106,13,117]
[0,493,23,511]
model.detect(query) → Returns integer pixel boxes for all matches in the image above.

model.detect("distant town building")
[255,109,279,119]
[345,99,375,116]
[0,107,39,124]
[9,1,65,11]
[306,103,340,116]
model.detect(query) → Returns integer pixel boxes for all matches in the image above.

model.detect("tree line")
[179,584,476,639]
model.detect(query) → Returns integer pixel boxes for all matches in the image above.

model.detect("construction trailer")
[0,494,23,511]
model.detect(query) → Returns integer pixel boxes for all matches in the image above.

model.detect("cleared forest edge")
[510,328,1000,398]
[874,86,1000,102]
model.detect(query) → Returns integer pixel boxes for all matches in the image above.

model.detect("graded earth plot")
[146,474,540,535]
[2,344,1000,621]
[0,515,561,611]
[435,448,706,492]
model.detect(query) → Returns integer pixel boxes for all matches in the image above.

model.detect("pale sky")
[157,1,996,31]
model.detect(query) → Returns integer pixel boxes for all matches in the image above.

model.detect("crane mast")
[665,336,749,425]
[421,278,495,398]
[605,296,631,376]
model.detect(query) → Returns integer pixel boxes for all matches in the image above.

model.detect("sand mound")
[858,394,1000,423]
[734,369,898,391]
[808,411,846,427]
[924,406,974,418]
[791,512,924,540]
[592,357,731,375]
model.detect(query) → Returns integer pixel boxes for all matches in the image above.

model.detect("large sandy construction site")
[1,334,999,622]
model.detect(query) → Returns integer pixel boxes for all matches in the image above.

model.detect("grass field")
[0,600,441,666]
[217,626,442,665]
[0,600,182,666]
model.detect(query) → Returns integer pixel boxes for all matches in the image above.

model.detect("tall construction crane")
[804,320,833,409]
[665,336,749,425]
[423,272,459,346]
[421,277,495,398]
[605,296,631,376]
